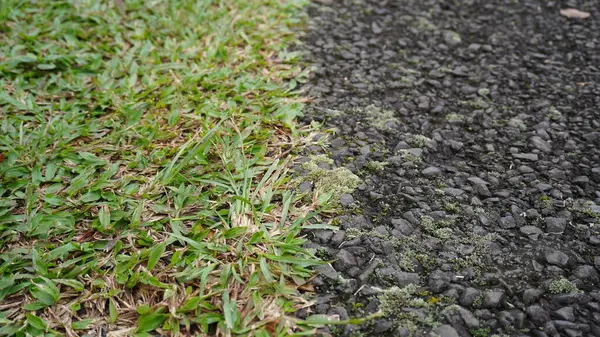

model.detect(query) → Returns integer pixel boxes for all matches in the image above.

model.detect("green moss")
[399,253,415,272]
[408,134,431,148]
[345,228,364,240]
[349,331,366,337]
[539,195,553,209]
[548,278,581,294]
[433,228,453,240]
[419,216,454,239]
[470,327,491,337]
[399,149,423,163]
[420,216,436,232]
[362,105,399,131]
[472,294,484,308]
[379,284,421,316]
[315,247,330,260]
[442,202,460,213]
[445,113,465,122]
[415,17,437,31]
[298,155,360,204]
[547,106,562,121]
[467,98,489,109]
[364,161,389,172]
[415,254,437,272]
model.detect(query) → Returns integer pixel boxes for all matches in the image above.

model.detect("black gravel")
[298,0,600,336]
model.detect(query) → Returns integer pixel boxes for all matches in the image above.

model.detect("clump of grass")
[548,278,581,294]
[0,0,325,335]
[298,155,360,205]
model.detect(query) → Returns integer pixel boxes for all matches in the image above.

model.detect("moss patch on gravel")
[548,278,581,294]
[299,155,360,204]
[378,284,453,333]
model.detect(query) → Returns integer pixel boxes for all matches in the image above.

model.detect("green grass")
[0,0,326,336]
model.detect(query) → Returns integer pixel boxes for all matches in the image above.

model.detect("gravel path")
[299,0,600,336]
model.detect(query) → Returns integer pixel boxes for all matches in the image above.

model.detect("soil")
[297,0,600,336]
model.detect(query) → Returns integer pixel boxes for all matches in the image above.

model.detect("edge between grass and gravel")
[0,1,346,336]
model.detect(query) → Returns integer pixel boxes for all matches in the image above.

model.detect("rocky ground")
[297,0,600,336]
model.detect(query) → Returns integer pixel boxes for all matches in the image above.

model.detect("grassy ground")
[0,0,326,336]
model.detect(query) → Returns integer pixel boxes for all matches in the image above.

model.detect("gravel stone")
[339,194,355,207]
[546,250,570,267]
[513,153,539,161]
[574,265,598,281]
[358,258,382,283]
[391,218,414,235]
[443,188,465,197]
[460,287,481,307]
[498,216,516,229]
[314,264,338,280]
[456,306,480,328]
[298,181,312,193]
[531,136,552,153]
[373,320,393,333]
[554,307,575,322]
[378,267,420,287]
[335,249,357,270]
[313,230,333,243]
[482,290,505,309]
[422,166,442,176]
[523,288,544,305]
[545,217,567,234]
[527,305,551,325]
[433,325,460,337]
[520,226,544,240]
